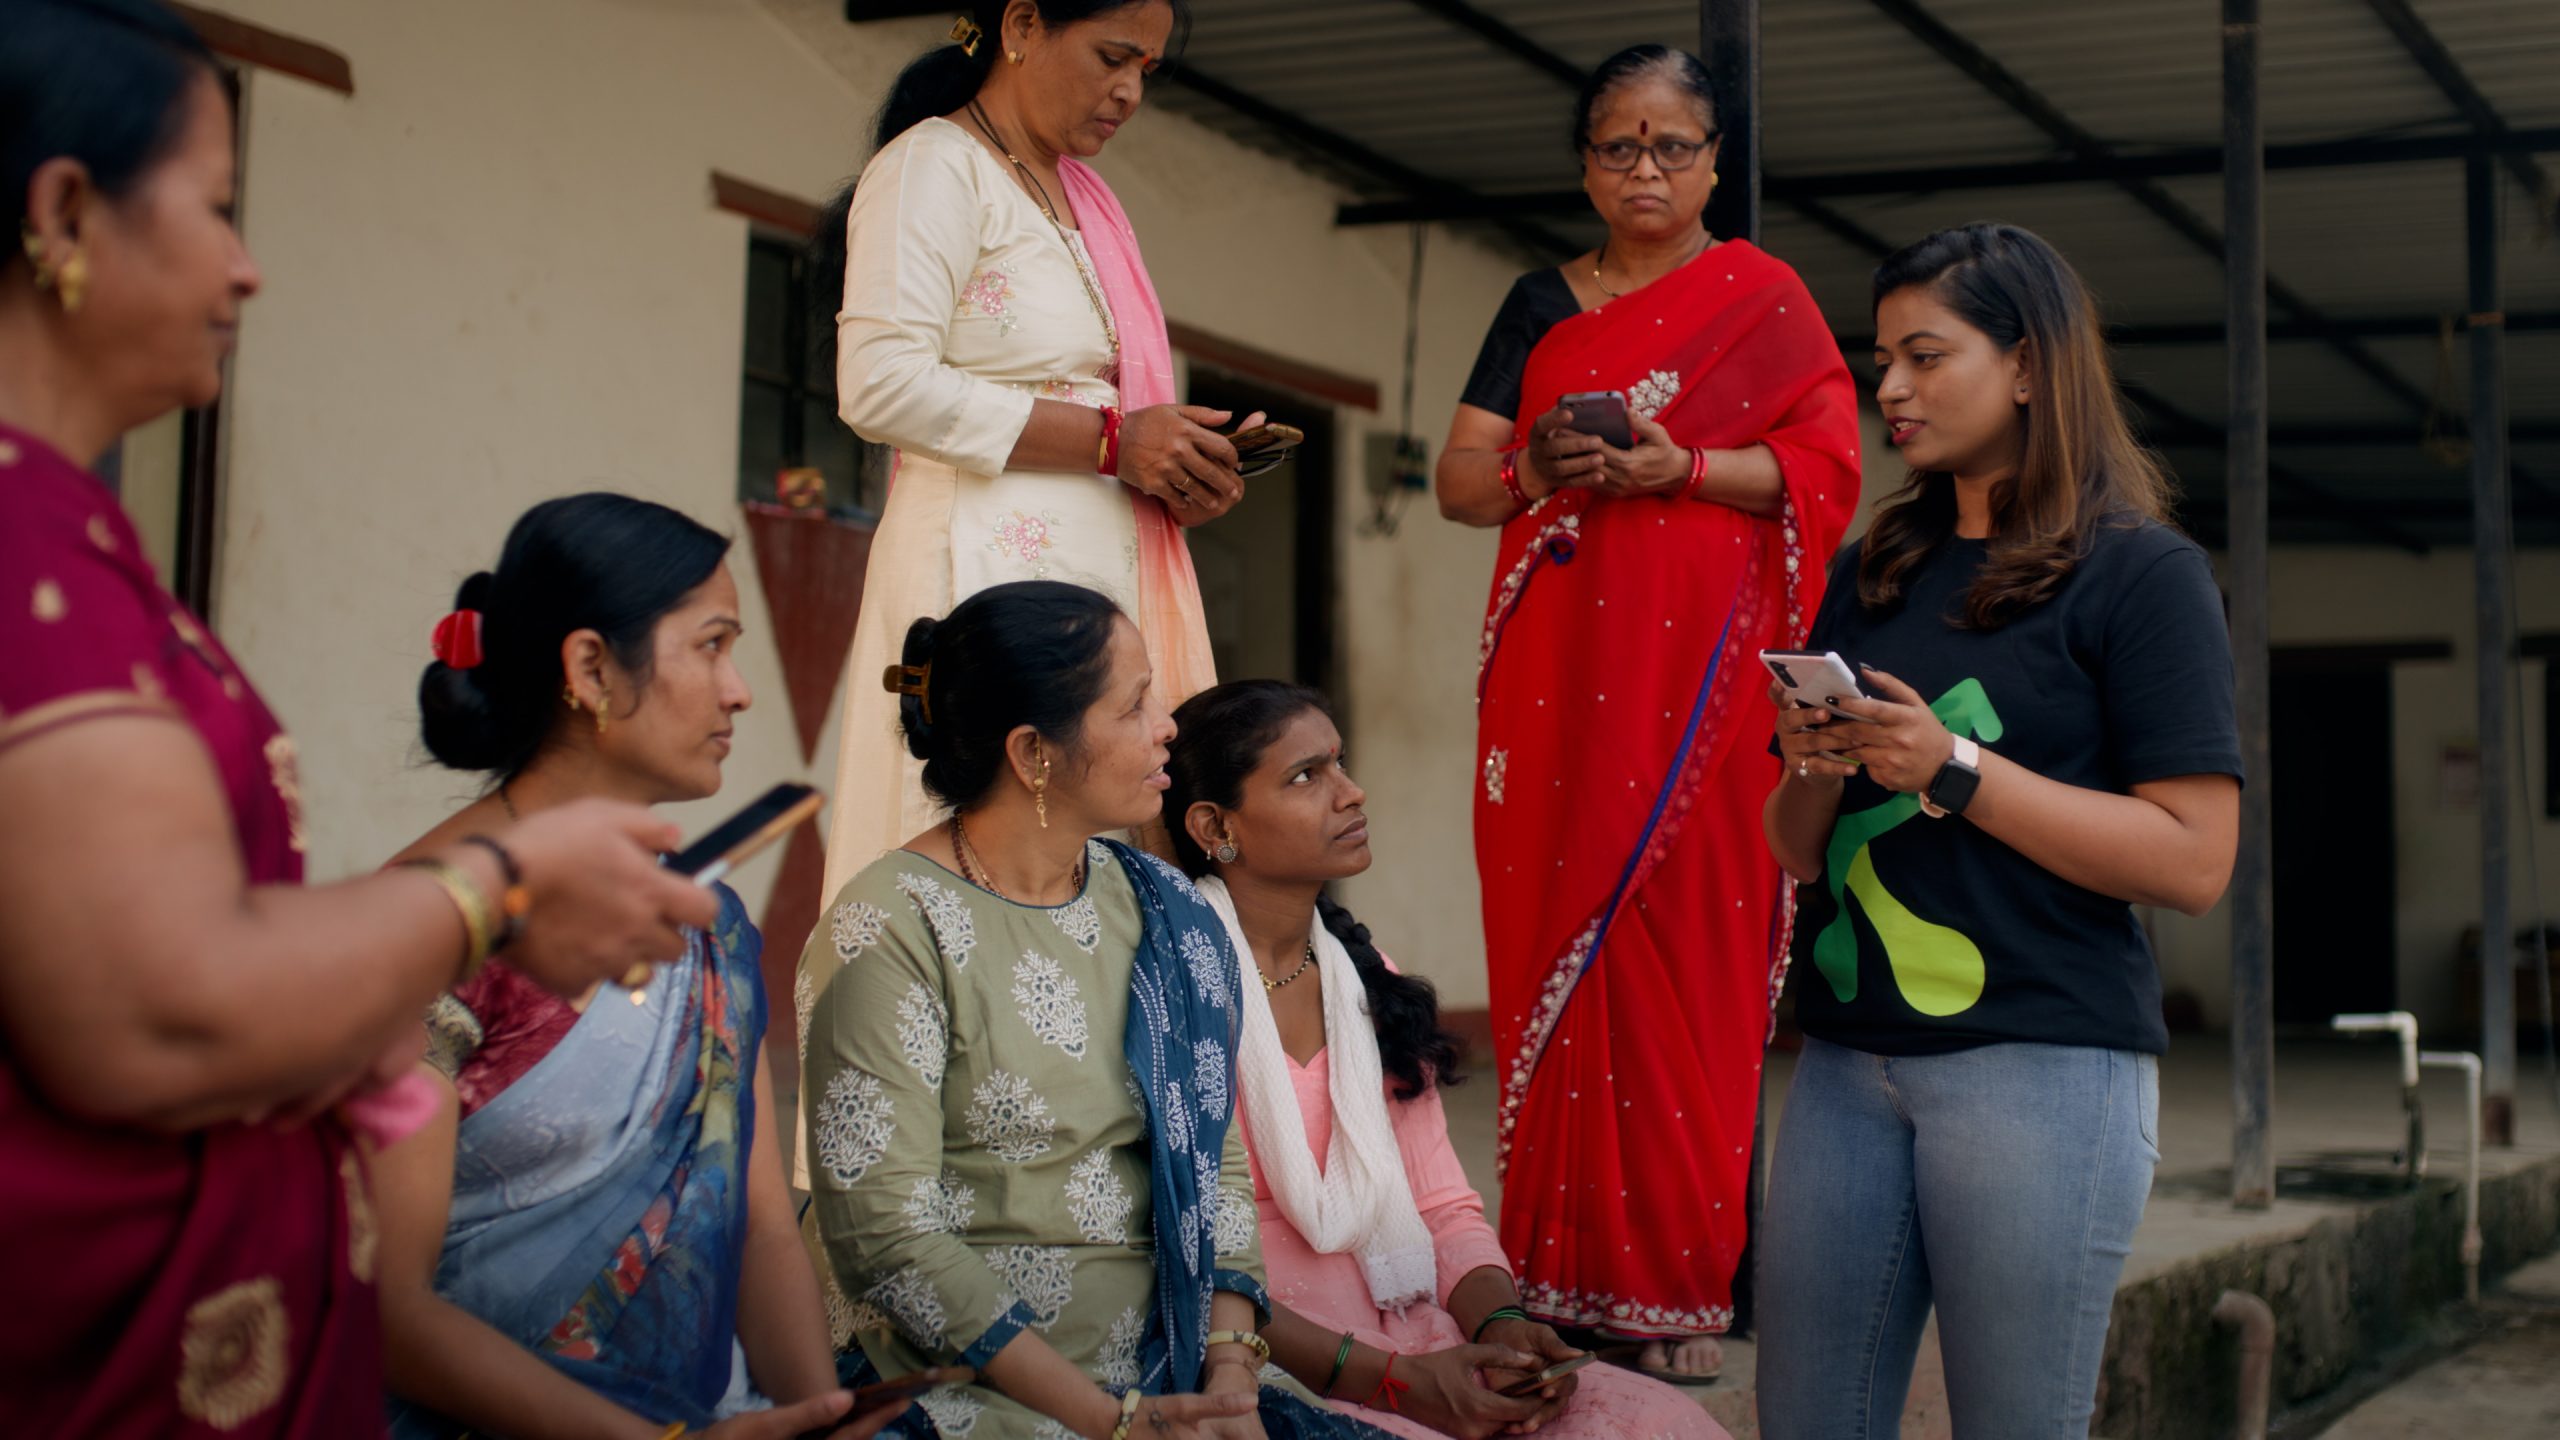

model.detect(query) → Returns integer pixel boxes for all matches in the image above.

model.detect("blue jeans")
[1755,1037,2159,1439]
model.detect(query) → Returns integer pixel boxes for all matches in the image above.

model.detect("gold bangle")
[1204,1329,1272,1366]
[1109,1387,1145,1440]
[655,1424,688,1440]
[402,857,498,983]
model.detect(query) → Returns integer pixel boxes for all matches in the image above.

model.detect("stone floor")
[1440,1032,2560,1437]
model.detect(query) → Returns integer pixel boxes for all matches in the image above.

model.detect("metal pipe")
[2469,152,2518,1147]
[2225,0,2275,1214]
[2334,1011,2427,1182]
[2213,1289,2275,1440]
[2420,1050,2485,1304]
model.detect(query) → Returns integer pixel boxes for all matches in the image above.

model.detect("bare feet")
[1636,1335,1723,1383]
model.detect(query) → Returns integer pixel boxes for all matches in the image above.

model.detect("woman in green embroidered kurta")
[800,581,1382,1440]
[804,843,1263,1432]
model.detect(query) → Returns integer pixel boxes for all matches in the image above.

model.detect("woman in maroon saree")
[1436,46,1859,1380]
[0,4,729,1433]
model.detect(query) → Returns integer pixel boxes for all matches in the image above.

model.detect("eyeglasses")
[1586,135,1717,173]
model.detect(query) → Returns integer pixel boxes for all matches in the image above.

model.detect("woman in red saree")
[1435,46,1859,1381]
[0,4,727,1433]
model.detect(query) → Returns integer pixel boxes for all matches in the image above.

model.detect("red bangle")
[1098,406,1125,478]
[1499,449,1529,512]
[1684,446,1710,500]
[1366,1353,1409,1413]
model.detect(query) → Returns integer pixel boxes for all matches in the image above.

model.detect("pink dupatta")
[1060,159,1219,706]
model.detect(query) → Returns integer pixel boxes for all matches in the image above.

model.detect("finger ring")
[1149,1409,1168,1432]
[1797,762,1809,780]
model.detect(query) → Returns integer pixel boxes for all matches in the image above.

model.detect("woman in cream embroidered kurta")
[826,117,1173,903]
[800,844,1273,1440]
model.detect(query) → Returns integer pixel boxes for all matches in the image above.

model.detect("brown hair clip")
[883,662,934,723]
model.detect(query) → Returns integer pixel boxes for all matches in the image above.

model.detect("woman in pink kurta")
[1164,681,1722,1440]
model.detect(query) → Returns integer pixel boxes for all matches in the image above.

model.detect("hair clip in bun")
[883,662,934,723]
[949,15,984,56]
[432,609,486,670]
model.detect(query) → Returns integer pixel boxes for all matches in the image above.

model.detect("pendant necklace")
[966,101,1121,386]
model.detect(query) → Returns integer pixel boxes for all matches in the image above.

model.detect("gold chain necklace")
[1261,943,1317,992]
[966,102,1121,385]
[952,814,1084,901]
[1593,230,1712,300]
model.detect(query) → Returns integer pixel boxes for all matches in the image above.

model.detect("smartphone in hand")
[1496,1352,1597,1398]
[1557,390,1634,449]
[666,782,822,885]
[1758,649,1879,724]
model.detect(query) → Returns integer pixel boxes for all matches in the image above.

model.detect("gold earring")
[1033,752,1051,828]
[1212,838,1240,865]
[1007,49,1024,64]
[562,684,580,712]
[56,248,87,313]
[20,221,81,313]
[594,683,611,736]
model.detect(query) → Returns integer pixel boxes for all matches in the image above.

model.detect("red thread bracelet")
[1366,1354,1409,1413]
[1098,406,1125,478]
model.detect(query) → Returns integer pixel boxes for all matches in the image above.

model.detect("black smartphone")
[1557,390,1634,449]
[667,782,822,885]
[795,1367,973,1437]
[1497,1352,1597,1398]
[1229,422,1304,478]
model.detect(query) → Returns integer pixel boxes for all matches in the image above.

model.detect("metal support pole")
[2225,0,2275,1210]
[1705,0,1765,1334]
[2468,154,2517,1146]
[1701,0,1760,245]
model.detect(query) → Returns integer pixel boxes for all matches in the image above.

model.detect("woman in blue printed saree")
[800,581,1394,1440]
[375,496,888,1440]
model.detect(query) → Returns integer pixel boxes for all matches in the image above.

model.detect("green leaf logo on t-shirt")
[1811,678,2005,1017]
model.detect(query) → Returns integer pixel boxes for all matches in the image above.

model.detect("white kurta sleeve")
[836,132,1038,477]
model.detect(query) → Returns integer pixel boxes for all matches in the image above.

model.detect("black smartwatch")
[1919,736,1981,819]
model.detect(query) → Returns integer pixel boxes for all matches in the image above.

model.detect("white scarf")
[1199,878,1437,1313]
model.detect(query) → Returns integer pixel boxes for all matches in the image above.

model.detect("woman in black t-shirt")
[1754,224,2241,1439]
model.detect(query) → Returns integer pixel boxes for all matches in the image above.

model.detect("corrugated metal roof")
[857,0,2560,544]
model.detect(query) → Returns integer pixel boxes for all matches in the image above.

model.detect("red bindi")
[1639,120,1649,137]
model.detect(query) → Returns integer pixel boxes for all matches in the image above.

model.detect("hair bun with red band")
[431,609,485,670]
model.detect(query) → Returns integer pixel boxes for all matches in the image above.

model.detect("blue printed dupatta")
[388,885,768,1435]
[1102,842,1394,1440]
[1105,839,1253,1393]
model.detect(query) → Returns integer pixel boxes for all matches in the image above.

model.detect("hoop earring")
[1033,751,1051,829]
[1212,839,1240,865]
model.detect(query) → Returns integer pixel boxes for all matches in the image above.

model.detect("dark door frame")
[1179,363,1341,699]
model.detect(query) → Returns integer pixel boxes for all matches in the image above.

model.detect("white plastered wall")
[206,0,935,915]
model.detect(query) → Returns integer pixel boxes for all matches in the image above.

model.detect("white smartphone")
[1758,648,1878,719]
